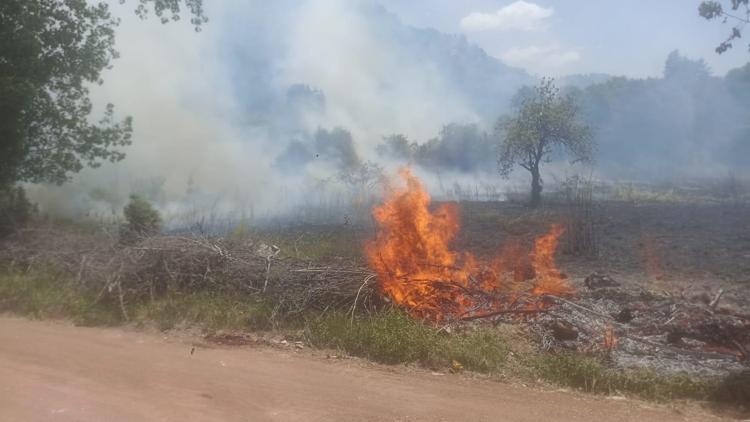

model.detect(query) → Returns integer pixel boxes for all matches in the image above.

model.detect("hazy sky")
[378,0,749,77]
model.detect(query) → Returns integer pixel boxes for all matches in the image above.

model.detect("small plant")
[120,194,161,244]
[0,185,35,237]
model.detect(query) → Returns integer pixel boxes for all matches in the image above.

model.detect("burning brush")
[366,168,573,321]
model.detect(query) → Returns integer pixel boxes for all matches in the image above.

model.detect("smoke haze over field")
[28,0,750,222]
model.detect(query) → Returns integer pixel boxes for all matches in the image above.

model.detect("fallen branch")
[460,308,548,321]
[709,288,725,310]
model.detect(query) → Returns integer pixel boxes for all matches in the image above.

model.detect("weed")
[305,310,509,372]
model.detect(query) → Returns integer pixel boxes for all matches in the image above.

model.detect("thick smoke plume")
[27,1,750,225]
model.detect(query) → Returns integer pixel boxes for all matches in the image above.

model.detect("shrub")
[120,194,161,244]
[0,185,34,237]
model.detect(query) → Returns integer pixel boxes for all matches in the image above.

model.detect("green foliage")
[496,78,594,207]
[132,292,273,331]
[120,194,161,243]
[0,185,34,237]
[0,269,270,330]
[0,269,123,326]
[534,353,713,402]
[0,0,204,186]
[699,1,750,53]
[1,266,748,407]
[377,124,496,173]
[256,228,363,262]
[305,310,509,371]
[131,0,208,28]
[712,370,750,404]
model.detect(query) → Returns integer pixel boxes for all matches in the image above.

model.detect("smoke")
[26,2,750,225]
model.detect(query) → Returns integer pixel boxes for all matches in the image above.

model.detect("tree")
[699,1,750,53]
[496,78,594,208]
[0,0,206,188]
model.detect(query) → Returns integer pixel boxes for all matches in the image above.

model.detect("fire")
[602,325,618,352]
[641,232,664,281]
[366,168,572,320]
[532,224,574,296]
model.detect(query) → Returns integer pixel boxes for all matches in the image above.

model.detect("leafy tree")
[0,186,34,237]
[699,0,750,53]
[496,78,594,207]
[415,124,494,173]
[376,134,416,160]
[314,127,361,171]
[0,0,206,188]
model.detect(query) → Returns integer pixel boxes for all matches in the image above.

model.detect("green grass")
[532,353,714,402]
[0,269,122,326]
[132,292,273,331]
[251,228,365,262]
[0,269,273,331]
[1,268,747,408]
[306,310,510,372]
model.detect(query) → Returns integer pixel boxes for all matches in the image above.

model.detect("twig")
[460,308,547,321]
[350,274,376,325]
[543,294,625,327]
[709,288,725,310]
[291,268,373,274]
[116,278,129,322]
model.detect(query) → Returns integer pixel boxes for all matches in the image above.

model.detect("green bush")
[0,185,34,237]
[119,194,161,243]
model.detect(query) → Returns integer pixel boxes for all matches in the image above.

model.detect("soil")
[454,201,750,306]
[0,316,730,422]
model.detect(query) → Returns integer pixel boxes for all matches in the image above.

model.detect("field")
[1,195,749,414]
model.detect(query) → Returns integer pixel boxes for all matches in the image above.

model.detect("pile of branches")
[0,225,378,321]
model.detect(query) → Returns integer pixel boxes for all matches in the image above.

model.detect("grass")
[131,292,274,331]
[251,227,365,262]
[305,310,510,372]
[533,353,715,402]
[1,267,747,408]
[0,269,123,326]
[0,269,274,331]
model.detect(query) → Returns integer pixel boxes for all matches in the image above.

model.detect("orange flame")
[603,325,618,352]
[532,224,573,296]
[366,168,572,320]
[641,232,664,281]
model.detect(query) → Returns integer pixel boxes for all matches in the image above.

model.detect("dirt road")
[0,317,725,422]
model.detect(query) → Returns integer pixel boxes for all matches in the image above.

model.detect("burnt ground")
[263,200,750,308]
[453,201,750,308]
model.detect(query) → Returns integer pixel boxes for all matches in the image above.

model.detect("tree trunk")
[530,167,542,208]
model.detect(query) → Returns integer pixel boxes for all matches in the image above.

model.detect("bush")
[119,194,161,244]
[0,185,34,237]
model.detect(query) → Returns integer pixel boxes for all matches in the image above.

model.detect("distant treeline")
[277,51,750,181]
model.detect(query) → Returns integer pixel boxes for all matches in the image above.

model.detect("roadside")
[0,316,729,422]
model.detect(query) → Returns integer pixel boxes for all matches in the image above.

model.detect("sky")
[378,0,749,77]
